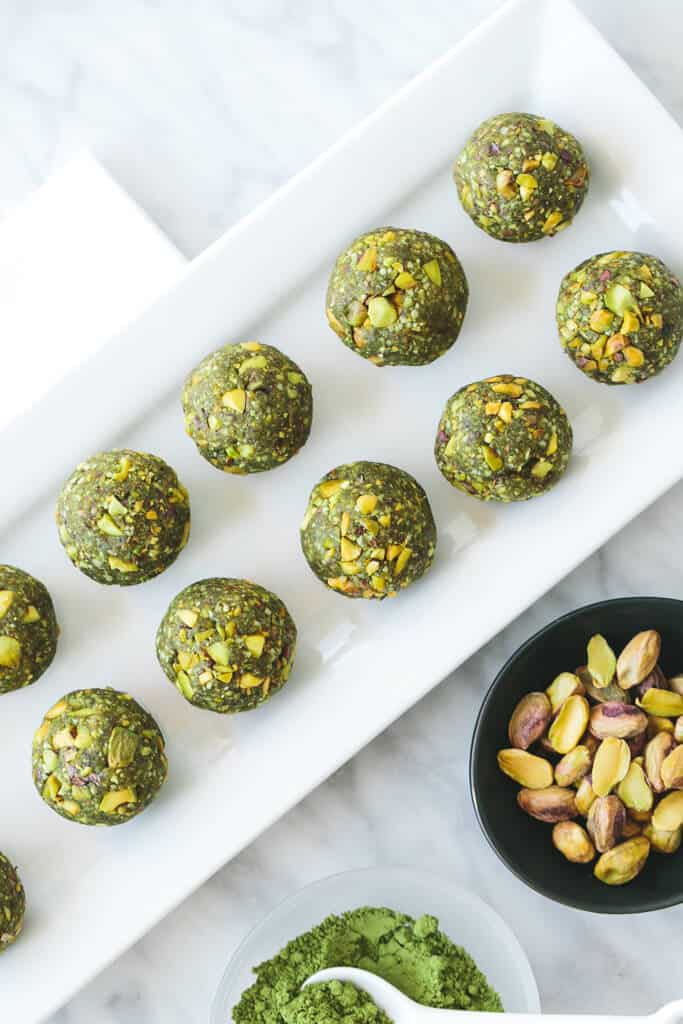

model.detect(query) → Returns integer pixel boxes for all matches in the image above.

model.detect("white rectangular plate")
[4,1,683,1019]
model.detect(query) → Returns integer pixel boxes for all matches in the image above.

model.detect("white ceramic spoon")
[305,968,683,1024]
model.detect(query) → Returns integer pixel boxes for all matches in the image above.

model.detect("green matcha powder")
[233,906,503,1023]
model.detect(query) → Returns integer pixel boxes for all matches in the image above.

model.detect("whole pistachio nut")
[652,790,683,832]
[517,785,578,823]
[622,818,643,839]
[589,701,648,740]
[668,675,683,697]
[617,630,661,689]
[616,760,653,813]
[548,694,590,754]
[635,665,667,699]
[627,730,648,758]
[576,776,598,817]
[644,731,676,793]
[660,745,683,790]
[554,745,592,787]
[587,794,626,853]
[578,664,630,705]
[637,689,683,718]
[647,715,675,739]
[546,672,584,714]
[675,716,683,744]
[508,691,552,750]
[644,822,683,855]
[594,837,650,886]
[586,634,617,689]
[497,748,553,789]
[592,736,631,797]
[552,821,596,864]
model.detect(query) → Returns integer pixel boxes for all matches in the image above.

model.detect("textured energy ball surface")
[453,112,589,242]
[556,250,683,384]
[435,375,572,502]
[0,854,25,953]
[56,449,190,585]
[301,461,437,599]
[32,688,168,826]
[182,341,312,473]
[0,565,58,695]
[326,227,468,366]
[156,578,297,713]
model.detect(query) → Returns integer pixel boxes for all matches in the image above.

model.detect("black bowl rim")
[469,596,683,915]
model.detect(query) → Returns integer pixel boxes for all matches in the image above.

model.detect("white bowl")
[210,866,540,1022]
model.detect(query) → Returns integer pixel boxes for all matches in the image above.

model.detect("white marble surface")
[2,1,683,1021]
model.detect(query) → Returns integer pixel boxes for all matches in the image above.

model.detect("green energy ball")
[326,227,468,366]
[32,688,168,826]
[56,449,190,586]
[0,565,58,695]
[301,461,437,599]
[156,578,297,714]
[435,375,572,502]
[454,112,589,242]
[556,250,683,384]
[0,854,25,953]
[282,981,392,1024]
[182,341,313,473]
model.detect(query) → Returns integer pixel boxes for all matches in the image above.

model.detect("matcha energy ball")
[0,853,25,953]
[454,112,589,242]
[182,341,313,473]
[56,449,190,585]
[556,250,683,384]
[435,375,572,502]
[32,688,168,826]
[326,227,468,366]
[0,565,58,695]
[301,461,437,599]
[156,578,297,713]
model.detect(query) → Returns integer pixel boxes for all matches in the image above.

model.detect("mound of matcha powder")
[282,980,391,1024]
[232,906,502,1023]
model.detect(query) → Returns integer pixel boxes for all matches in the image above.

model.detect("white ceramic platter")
[3,0,683,1019]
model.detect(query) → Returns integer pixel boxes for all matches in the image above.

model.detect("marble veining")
[1,2,682,1021]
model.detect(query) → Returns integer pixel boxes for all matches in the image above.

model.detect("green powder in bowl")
[232,906,502,1023]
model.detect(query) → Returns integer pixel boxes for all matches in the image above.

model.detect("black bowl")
[470,597,683,914]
